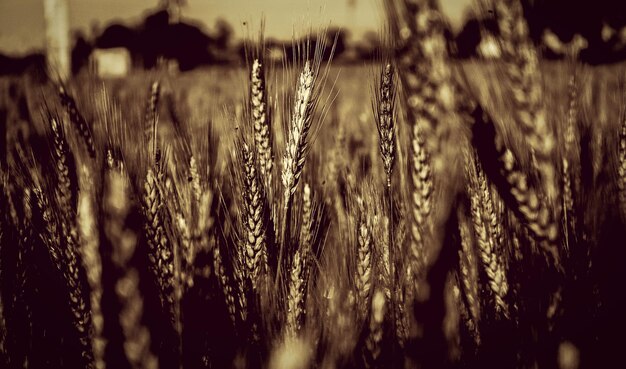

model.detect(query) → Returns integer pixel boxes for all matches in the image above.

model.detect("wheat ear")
[59,86,96,158]
[104,171,158,369]
[471,104,560,267]
[142,168,176,322]
[355,200,373,321]
[78,167,105,369]
[251,58,273,187]
[409,125,432,275]
[240,142,270,289]
[374,63,396,189]
[286,247,305,338]
[467,152,510,319]
[364,290,386,368]
[496,0,557,202]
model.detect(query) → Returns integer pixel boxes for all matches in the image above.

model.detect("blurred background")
[0,0,625,79]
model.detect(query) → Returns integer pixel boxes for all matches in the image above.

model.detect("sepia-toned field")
[2,1,626,369]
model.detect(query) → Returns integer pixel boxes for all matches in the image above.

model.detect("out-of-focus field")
[62,61,626,174]
[3,61,624,135]
[2,61,625,196]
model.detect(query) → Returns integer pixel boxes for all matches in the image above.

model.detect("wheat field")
[1,1,626,369]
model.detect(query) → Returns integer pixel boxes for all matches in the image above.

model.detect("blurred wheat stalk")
[0,1,624,369]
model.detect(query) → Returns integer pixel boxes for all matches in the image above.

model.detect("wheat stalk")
[141,168,176,322]
[144,81,161,164]
[239,142,270,289]
[282,61,316,206]
[33,183,93,367]
[175,212,193,290]
[355,201,373,321]
[78,166,105,369]
[409,125,432,275]
[364,290,385,368]
[495,0,557,202]
[374,63,396,189]
[104,171,158,369]
[471,104,560,267]
[50,117,76,214]
[467,152,510,319]
[251,58,273,187]
[389,0,457,162]
[286,247,305,338]
[277,50,329,284]
[213,245,238,327]
[189,156,202,204]
[457,205,480,341]
[59,85,96,158]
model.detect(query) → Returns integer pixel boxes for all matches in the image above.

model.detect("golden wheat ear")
[141,166,177,325]
[456,202,481,344]
[237,140,271,290]
[58,85,96,159]
[103,169,158,369]
[373,62,397,190]
[495,0,557,203]
[470,103,561,269]
[465,150,510,320]
[250,58,274,187]
[276,32,337,287]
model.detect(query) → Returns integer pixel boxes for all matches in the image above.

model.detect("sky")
[0,0,472,55]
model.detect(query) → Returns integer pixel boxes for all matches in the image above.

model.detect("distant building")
[91,48,131,78]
